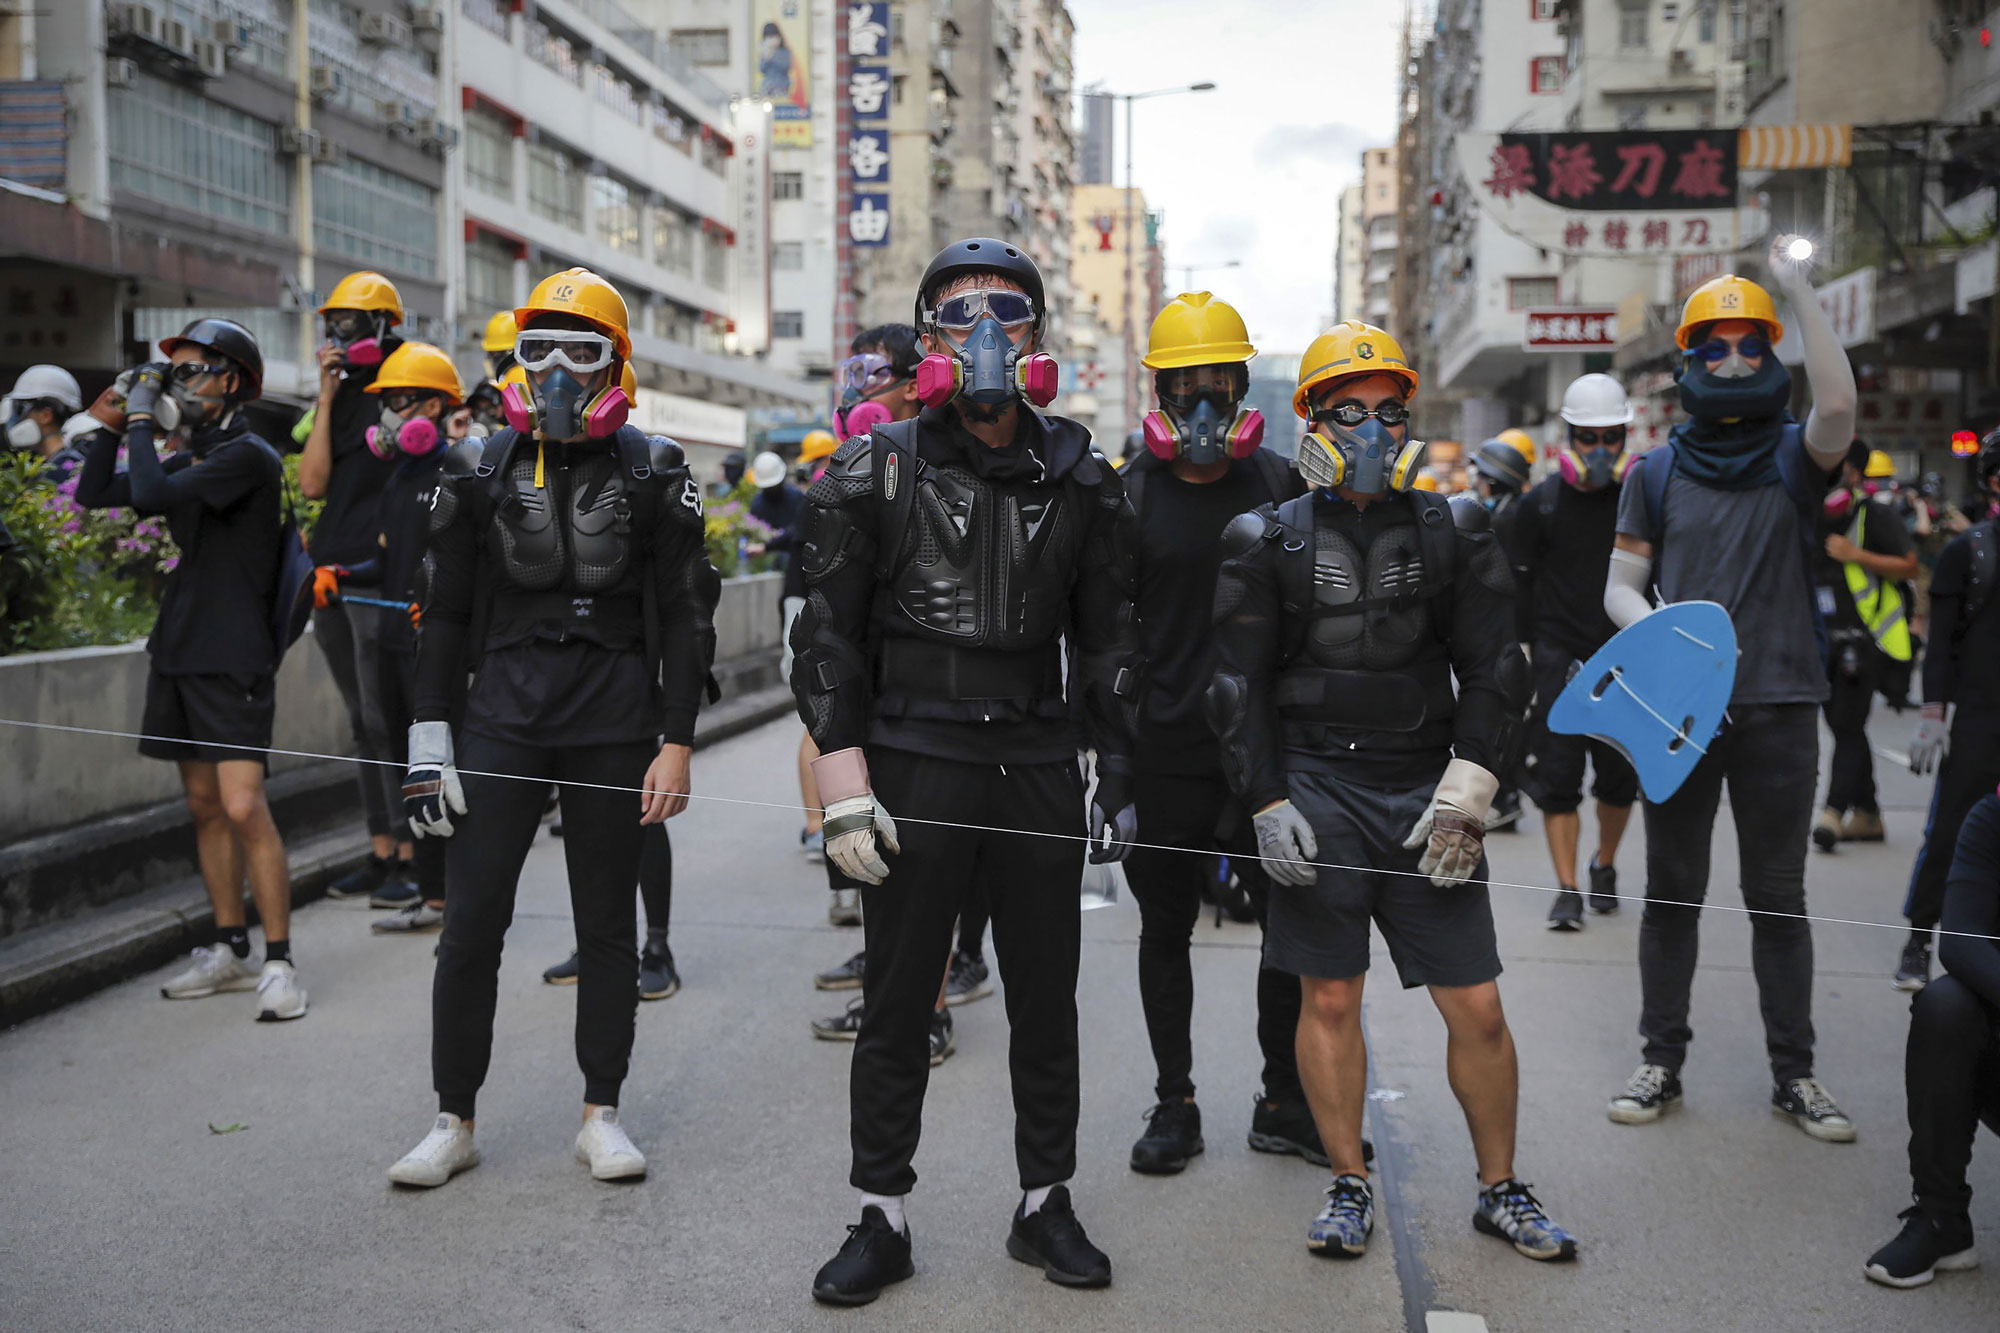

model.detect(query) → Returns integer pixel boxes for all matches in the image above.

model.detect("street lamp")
[1170,258,1242,291]
[1101,80,1217,445]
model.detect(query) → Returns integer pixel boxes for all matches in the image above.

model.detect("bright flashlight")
[1786,237,1814,262]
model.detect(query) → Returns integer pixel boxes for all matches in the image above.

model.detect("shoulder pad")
[826,433,874,478]
[1091,455,1126,501]
[439,433,486,479]
[646,433,687,476]
[1446,491,1491,533]
[1220,505,1281,559]
[467,427,524,478]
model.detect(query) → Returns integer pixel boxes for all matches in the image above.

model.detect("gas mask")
[1824,487,1857,521]
[502,329,631,440]
[6,404,44,450]
[1140,391,1264,465]
[366,403,443,459]
[1295,415,1428,495]
[915,316,1058,414]
[325,311,387,368]
[1559,443,1634,491]
[835,398,895,440]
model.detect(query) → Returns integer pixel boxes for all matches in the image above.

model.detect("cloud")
[1252,122,1378,175]
[1192,213,1260,255]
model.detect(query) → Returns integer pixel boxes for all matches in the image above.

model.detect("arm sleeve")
[1071,467,1140,776]
[1444,527,1517,773]
[1938,795,2000,1011]
[1790,282,1859,463]
[651,466,721,746]
[339,556,384,587]
[789,442,879,754]
[411,473,477,725]
[125,422,262,514]
[71,428,131,509]
[1922,538,1970,705]
[1208,515,1290,811]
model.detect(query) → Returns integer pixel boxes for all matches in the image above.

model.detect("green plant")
[703,479,781,578]
[0,450,174,655]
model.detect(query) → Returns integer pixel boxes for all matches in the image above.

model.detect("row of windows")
[314,156,438,278]
[465,237,732,354]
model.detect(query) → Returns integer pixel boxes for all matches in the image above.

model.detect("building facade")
[1070,180,1161,451]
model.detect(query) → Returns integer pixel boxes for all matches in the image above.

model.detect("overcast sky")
[1067,0,1408,354]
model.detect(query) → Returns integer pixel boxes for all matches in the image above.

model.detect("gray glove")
[1254,799,1320,887]
[403,721,467,838]
[823,793,899,885]
[1909,707,1951,776]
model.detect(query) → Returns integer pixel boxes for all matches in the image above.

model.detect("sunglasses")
[168,360,232,384]
[1571,427,1626,446]
[514,329,616,374]
[930,289,1036,333]
[380,390,425,413]
[323,311,370,339]
[1313,401,1409,428]
[837,352,898,395]
[1692,334,1770,363]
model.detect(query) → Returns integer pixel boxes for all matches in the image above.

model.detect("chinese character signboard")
[1457,131,1762,258]
[843,4,891,248]
[849,194,889,246]
[732,102,771,353]
[754,0,813,147]
[1854,390,1953,453]
[1523,308,1618,352]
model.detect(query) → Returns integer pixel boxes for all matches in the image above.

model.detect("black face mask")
[1676,355,1792,423]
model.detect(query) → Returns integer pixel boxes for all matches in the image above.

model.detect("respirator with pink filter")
[913,288,1057,412]
[499,329,630,439]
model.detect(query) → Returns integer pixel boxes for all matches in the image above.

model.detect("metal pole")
[293,0,314,367]
[1123,93,1134,444]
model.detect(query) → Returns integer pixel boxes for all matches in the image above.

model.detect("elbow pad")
[1605,548,1656,629]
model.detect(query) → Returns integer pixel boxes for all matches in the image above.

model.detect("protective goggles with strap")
[925,288,1036,334]
[837,352,900,397]
[513,329,617,374]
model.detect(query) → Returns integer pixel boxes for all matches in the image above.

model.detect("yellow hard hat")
[1496,427,1537,465]
[1294,321,1419,418]
[319,271,404,323]
[1865,448,1895,479]
[483,310,519,353]
[620,362,638,400]
[1411,471,1441,492]
[800,429,840,464]
[1142,291,1257,371]
[1675,274,1784,349]
[517,267,631,360]
[366,341,464,404]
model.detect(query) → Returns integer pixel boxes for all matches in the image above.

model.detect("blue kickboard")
[1547,601,1737,804]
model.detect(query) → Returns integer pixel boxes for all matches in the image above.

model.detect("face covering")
[6,408,42,450]
[1303,415,1404,494]
[836,398,894,439]
[532,368,591,440]
[367,406,442,459]
[914,316,1058,416]
[1675,354,1792,423]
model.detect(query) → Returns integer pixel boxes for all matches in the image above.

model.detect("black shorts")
[1523,647,1638,814]
[1263,768,1502,989]
[139,669,275,767]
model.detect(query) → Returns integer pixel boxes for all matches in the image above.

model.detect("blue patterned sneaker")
[1474,1178,1577,1262]
[1306,1174,1373,1258]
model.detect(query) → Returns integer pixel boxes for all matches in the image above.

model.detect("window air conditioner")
[359,14,412,46]
[161,18,195,55]
[309,65,344,100]
[281,126,323,157]
[106,57,139,88]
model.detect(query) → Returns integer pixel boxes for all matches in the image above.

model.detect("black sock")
[265,938,291,964]
[221,926,251,959]
[646,926,670,950]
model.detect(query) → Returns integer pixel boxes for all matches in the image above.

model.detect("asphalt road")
[2,710,1994,1331]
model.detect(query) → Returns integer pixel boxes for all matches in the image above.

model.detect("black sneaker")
[1864,1207,1979,1288]
[326,854,389,901]
[944,950,992,1005]
[370,865,420,909]
[542,950,580,985]
[1546,886,1585,932]
[639,941,680,1000]
[1007,1185,1111,1288]
[1246,1093,1371,1167]
[813,996,865,1041]
[929,1008,954,1066]
[1893,935,1932,992]
[1607,1063,1681,1124]
[1772,1076,1855,1142]
[811,1205,913,1306]
[1587,858,1619,914]
[1130,1098,1204,1175]
[814,950,866,991]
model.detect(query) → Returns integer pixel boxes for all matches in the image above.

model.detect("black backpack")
[269,484,316,665]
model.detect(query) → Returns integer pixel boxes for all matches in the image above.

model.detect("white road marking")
[1426,1313,1491,1333]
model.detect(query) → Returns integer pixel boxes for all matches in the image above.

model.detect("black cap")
[160,317,264,402]
[915,238,1046,332]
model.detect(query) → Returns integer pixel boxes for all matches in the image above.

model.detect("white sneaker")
[160,943,259,999]
[388,1113,480,1187]
[254,959,308,1022]
[829,887,863,927]
[372,901,445,934]
[575,1107,647,1181]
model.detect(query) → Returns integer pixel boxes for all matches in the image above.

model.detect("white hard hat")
[8,364,82,413]
[1559,372,1633,428]
[61,411,101,443]
[751,449,787,489]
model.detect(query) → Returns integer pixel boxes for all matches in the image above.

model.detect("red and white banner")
[1523,308,1618,351]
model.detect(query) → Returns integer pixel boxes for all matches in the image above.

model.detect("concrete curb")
[0,684,798,1029]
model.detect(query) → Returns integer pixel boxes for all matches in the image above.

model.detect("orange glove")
[311,565,347,609]
[406,601,422,629]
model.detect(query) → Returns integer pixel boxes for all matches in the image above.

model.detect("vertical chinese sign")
[754,0,813,148]
[847,3,890,253]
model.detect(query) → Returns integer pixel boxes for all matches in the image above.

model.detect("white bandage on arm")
[1605,547,1657,628]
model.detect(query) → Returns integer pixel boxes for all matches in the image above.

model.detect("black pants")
[433,733,653,1118]
[1639,703,1819,1082]
[640,821,671,936]
[378,647,445,901]
[851,748,1085,1195]
[1822,650,1879,815]
[1905,718,2000,932]
[1906,974,2000,1219]
[314,601,398,838]
[1124,768,1301,1104]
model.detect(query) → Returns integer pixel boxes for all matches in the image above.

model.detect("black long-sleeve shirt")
[1506,477,1621,658]
[336,450,443,657]
[75,418,282,676]
[1921,528,2000,720]
[307,345,401,565]
[1940,794,2000,1012]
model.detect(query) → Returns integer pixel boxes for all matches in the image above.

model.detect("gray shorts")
[1262,769,1503,989]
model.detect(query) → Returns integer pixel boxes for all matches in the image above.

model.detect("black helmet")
[1979,428,2000,487]
[915,238,1046,334]
[159,317,264,402]
[1472,437,1531,491]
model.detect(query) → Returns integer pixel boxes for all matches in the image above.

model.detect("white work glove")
[1402,758,1499,887]
[403,720,467,838]
[823,793,900,885]
[1909,705,1951,776]
[1254,799,1320,887]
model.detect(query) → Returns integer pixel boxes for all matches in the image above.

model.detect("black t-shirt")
[464,639,659,747]
[346,452,442,656]
[1940,794,2000,1011]
[1134,461,1281,773]
[74,420,282,676]
[1923,528,2000,720]
[1813,492,1913,635]
[308,352,400,564]
[1508,477,1621,659]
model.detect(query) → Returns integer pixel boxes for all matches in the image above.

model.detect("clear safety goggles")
[929,288,1036,333]
[513,329,617,374]
[323,310,371,341]
[837,352,898,396]
[1312,400,1409,428]
[169,360,233,385]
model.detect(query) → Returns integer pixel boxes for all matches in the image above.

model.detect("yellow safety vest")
[1843,504,1912,662]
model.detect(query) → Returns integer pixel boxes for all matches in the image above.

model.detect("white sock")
[1023,1183,1059,1214]
[860,1191,907,1235]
